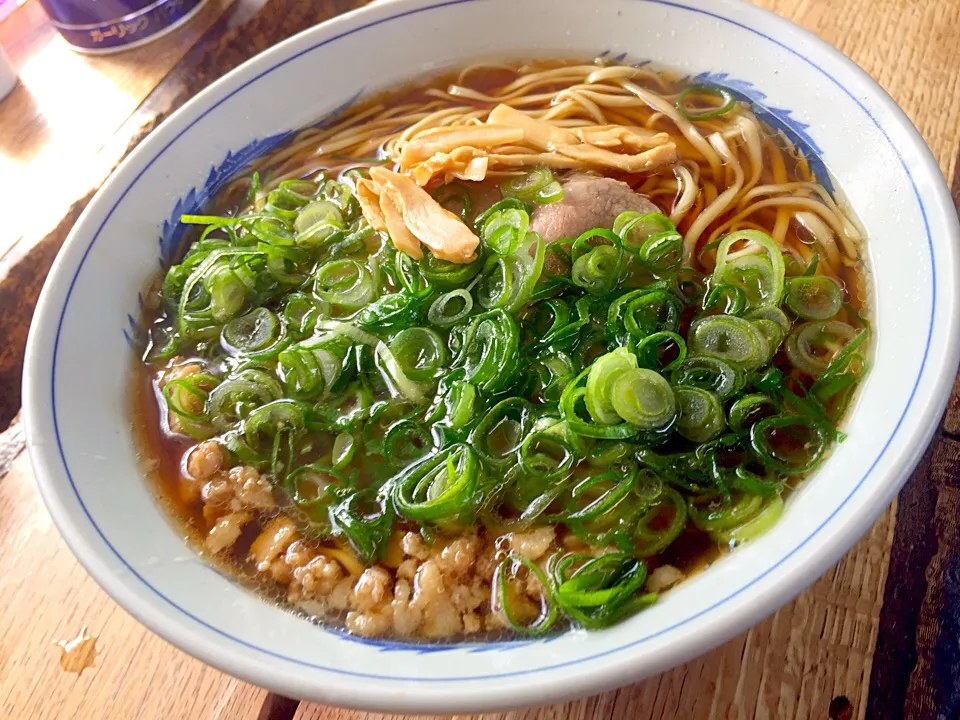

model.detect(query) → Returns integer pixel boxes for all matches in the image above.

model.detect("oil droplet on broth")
[54,626,99,676]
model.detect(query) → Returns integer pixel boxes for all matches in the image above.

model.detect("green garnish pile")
[146,168,868,633]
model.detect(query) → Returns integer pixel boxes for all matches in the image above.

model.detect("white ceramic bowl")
[23,0,960,713]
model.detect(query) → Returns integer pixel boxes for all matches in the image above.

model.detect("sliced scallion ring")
[221,307,286,359]
[674,386,725,442]
[711,495,784,547]
[784,320,859,377]
[688,315,771,370]
[585,347,639,425]
[676,84,736,120]
[750,414,827,475]
[492,553,557,634]
[712,230,786,309]
[610,368,677,430]
[501,167,559,204]
[728,393,777,432]
[314,259,376,309]
[670,355,744,400]
[784,275,843,320]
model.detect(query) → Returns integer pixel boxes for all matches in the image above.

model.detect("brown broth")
[132,58,870,641]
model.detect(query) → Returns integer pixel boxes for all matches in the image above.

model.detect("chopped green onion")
[536,180,563,204]
[374,342,428,402]
[585,347,639,425]
[355,292,425,334]
[560,366,638,440]
[221,307,286,359]
[482,206,530,255]
[611,368,677,430]
[470,397,534,467]
[244,399,307,450]
[712,230,786,310]
[670,355,744,399]
[550,552,656,629]
[632,487,688,556]
[473,198,532,233]
[442,380,476,430]
[561,470,640,547]
[391,443,480,522]
[420,251,483,289]
[702,283,746,316]
[676,84,736,120]
[784,276,843,320]
[314,259,377,309]
[674,386,726,442]
[711,495,784,547]
[476,232,545,312]
[750,414,827,475]
[634,331,687,373]
[784,320,859,377]
[331,432,356,469]
[282,293,328,339]
[669,268,708,305]
[501,167,561,204]
[294,200,344,247]
[746,305,790,334]
[689,492,764,532]
[614,211,682,270]
[492,553,558,634]
[519,432,577,479]
[207,369,283,430]
[688,315,771,370]
[383,419,433,468]
[728,393,776,432]
[389,327,448,381]
[329,489,394,562]
[395,252,433,298]
[427,289,473,328]
[452,310,521,392]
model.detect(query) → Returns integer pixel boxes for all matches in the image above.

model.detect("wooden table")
[1,1,959,718]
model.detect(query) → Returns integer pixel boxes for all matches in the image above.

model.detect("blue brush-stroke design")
[125,88,367,350]
[123,293,148,349]
[122,50,849,649]
[591,52,833,191]
[689,70,834,192]
[156,87,365,271]
[156,129,297,270]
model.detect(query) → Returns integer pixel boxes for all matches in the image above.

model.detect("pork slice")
[530,173,660,243]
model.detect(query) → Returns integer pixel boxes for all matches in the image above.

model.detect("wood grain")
[0,427,273,720]
[0,0,237,259]
[904,437,960,719]
[866,442,939,719]
[296,503,896,720]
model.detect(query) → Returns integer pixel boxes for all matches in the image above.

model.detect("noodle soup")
[133,59,870,641]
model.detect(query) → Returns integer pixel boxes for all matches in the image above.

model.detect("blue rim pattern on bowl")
[50,0,934,680]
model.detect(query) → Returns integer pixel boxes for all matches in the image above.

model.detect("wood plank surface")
[0,0,236,259]
[0,421,272,720]
[0,0,959,719]
[903,437,960,718]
